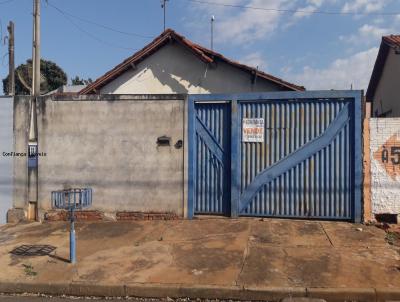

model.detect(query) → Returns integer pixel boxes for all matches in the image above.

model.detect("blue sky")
[0,0,399,93]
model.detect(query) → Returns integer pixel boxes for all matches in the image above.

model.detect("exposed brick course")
[45,210,103,221]
[116,211,180,221]
[44,210,180,221]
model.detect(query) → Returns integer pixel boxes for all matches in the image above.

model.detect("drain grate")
[10,245,56,256]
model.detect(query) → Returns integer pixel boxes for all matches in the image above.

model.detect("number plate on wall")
[28,143,38,168]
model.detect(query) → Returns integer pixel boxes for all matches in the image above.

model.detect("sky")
[0,0,399,93]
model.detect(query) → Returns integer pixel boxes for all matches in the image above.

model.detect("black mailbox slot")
[157,136,171,146]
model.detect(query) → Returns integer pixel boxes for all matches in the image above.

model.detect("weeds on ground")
[385,231,399,246]
[22,263,37,277]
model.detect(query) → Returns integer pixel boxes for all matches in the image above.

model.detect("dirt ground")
[0,218,399,288]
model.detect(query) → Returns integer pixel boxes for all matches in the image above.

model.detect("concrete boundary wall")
[12,95,187,220]
[369,117,400,218]
[0,97,14,224]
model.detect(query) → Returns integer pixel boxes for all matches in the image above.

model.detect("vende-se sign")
[242,118,264,142]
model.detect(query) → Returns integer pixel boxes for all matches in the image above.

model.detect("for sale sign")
[242,118,264,142]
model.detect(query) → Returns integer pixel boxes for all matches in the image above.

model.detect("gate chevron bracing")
[188,91,362,222]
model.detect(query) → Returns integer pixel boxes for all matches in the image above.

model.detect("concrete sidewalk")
[0,218,399,301]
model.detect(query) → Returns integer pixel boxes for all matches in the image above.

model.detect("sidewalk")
[0,218,399,301]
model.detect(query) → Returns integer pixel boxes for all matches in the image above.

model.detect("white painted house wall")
[100,43,283,94]
[369,118,400,215]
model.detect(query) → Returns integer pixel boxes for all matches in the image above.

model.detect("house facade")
[367,35,400,117]
[80,29,304,95]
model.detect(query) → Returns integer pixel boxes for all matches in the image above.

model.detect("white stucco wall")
[372,48,400,117]
[100,43,285,94]
[370,118,400,214]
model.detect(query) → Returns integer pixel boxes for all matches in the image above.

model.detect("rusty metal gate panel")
[188,91,362,222]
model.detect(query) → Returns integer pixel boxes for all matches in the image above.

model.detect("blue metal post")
[69,209,76,264]
[231,99,240,217]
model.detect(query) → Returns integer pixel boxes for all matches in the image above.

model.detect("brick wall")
[369,118,400,215]
[44,210,180,221]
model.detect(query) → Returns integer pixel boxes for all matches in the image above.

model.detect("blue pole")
[70,209,76,264]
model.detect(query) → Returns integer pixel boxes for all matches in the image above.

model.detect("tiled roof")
[383,35,400,47]
[80,29,305,94]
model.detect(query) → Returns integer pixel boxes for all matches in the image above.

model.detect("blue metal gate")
[193,102,231,215]
[188,91,362,222]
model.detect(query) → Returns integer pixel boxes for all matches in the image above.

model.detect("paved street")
[0,296,119,301]
[0,295,166,301]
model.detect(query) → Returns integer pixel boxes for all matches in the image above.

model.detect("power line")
[0,0,15,5]
[45,2,138,51]
[0,19,3,42]
[2,52,8,67]
[183,0,400,16]
[46,1,155,39]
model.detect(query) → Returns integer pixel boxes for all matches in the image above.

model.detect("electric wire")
[182,0,400,16]
[0,0,15,5]
[45,1,138,51]
[46,0,155,39]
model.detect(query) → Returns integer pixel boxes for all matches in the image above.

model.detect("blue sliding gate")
[188,91,362,222]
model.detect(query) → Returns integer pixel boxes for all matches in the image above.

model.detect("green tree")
[71,76,93,85]
[2,59,67,95]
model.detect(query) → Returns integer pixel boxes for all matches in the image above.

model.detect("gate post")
[231,99,240,217]
[187,97,195,219]
[353,91,363,223]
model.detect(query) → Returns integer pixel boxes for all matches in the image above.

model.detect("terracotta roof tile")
[383,35,400,47]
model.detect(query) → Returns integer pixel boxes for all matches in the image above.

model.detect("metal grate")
[51,188,92,210]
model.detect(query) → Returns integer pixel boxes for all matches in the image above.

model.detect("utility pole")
[28,0,40,221]
[7,21,15,96]
[161,0,169,31]
[32,0,40,96]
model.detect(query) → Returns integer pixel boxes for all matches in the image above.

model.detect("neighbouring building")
[46,84,86,96]
[367,35,400,117]
[80,29,304,95]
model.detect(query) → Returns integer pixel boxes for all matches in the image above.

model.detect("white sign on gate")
[242,118,264,142]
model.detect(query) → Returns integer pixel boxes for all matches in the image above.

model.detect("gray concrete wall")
[12,95,186,218]
[0,97,14,224]
[13,97,30,214]
[29,95,186,216]
[100,43,285,94]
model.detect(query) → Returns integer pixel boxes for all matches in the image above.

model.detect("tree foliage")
[2,59,67,95]
[71,76,93,86]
